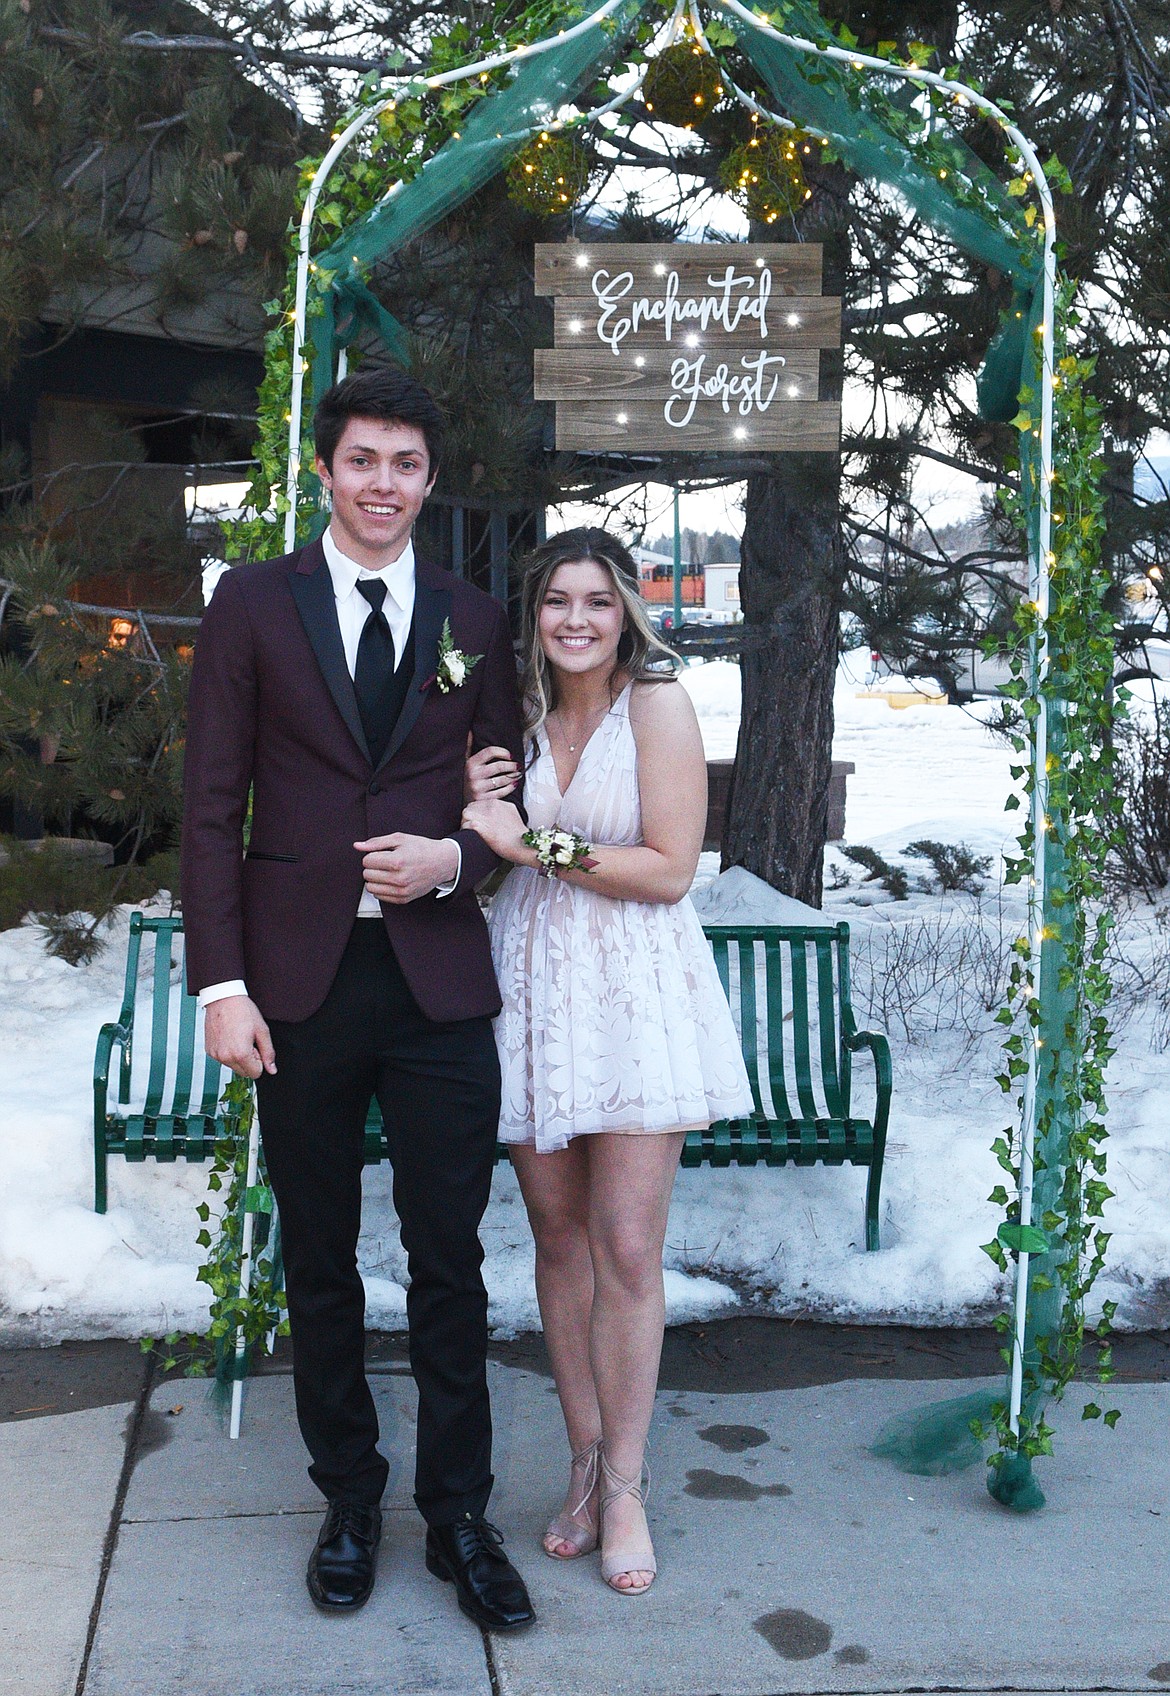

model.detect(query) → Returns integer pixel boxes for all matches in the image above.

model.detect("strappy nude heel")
[542,1436,603,1559]
[599,1454,656,1595]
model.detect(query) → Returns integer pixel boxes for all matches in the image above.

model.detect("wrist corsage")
[523,827,598,878]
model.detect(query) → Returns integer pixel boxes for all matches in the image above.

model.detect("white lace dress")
[488,683,754,1152]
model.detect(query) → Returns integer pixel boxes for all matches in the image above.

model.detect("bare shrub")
[1104,905,1170,1053]
[1111,700,1170,895]
[849,897,1013,1050]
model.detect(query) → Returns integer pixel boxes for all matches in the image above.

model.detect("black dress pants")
[255,920,500,1523]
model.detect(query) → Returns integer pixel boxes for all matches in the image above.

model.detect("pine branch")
[37,25,428,77]
[843,436,1015,489]
[0,579,201,631]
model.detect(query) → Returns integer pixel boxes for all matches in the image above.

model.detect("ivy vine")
[978,280,1120,1463]
[147,1076,287,1381]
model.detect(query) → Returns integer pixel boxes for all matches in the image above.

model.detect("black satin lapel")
[288,564,370,763]
[375,574,450,773]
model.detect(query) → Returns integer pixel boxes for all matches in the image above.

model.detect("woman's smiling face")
[538,559,626,678]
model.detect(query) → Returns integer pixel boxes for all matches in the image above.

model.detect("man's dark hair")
[313,368,446,474]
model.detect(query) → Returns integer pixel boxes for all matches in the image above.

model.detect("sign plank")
[535,241,823,298]
[534,346,822,403]
[552,295,840,353]
[554,400,842,454]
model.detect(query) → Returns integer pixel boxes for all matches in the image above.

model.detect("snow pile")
[2,656,1169,1342]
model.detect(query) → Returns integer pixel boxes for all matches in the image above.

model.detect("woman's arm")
[460,680,706,905]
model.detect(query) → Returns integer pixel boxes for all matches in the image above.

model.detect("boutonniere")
[435,618,483,693]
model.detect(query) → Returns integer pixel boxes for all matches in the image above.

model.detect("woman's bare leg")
[510,1142,602,1554]
[586,1132,685,1590]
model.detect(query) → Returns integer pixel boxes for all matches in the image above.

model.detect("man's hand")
[354,833,459,904]
[204,995,277,1079]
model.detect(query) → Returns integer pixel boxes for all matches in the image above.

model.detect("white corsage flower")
[435,618,482,693]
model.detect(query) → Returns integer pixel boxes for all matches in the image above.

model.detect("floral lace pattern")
[488,683,754,1152]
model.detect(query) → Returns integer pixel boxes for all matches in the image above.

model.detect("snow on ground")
[2,654,1169,1343]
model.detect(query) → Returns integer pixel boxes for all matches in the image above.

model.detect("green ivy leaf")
[997,1222,1051,1255]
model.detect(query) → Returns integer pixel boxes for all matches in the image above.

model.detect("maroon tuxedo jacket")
[180,538,524,1024]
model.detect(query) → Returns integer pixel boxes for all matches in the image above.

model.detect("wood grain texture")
[552,400,842,453]
[534,241,823,297]
[534,346,822,401]
[552,295,841,352]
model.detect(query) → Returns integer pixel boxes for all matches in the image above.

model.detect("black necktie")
[354,579,397,765]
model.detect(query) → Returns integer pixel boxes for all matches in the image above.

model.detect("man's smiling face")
[316,416,436,569]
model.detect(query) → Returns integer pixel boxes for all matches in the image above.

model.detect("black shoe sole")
[424,1549,535,1633]
[307,1583,376,1614]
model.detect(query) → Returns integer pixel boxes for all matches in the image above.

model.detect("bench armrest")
[842,1026,893,1148]
[94,1019,132,1122]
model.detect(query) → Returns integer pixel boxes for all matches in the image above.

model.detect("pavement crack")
[481,1625,504,1696]
[72,1346,156,1695]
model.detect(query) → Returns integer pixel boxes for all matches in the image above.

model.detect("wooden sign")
[534,241,841,454]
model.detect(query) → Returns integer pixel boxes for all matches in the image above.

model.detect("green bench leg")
[865,1158,882,1251]
[94,1133,108,1216]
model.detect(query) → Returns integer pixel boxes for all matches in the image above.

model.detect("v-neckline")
[545,684,629,800]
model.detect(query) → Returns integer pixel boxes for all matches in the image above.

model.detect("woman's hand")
[460,797,528,862]
[464,743,520,804]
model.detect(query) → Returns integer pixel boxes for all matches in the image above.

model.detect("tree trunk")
[722,456,845,906]
[722,211,849,908]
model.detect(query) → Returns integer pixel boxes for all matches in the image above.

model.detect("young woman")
[460,528,753,1596]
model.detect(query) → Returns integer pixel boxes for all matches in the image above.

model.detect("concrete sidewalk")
[5,1329,1170,1696]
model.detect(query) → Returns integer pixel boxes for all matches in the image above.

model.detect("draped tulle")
[488,683,754,1152]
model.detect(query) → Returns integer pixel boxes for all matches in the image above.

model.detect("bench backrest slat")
[813,936,845,1117]
[171,954,200,1118]
[785,940,819,1121]
[760,938,788,1122]
[143,919,179,1116]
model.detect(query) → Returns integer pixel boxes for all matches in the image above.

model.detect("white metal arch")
[281,0,1059,1443]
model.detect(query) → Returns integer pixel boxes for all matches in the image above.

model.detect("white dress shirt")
[198,526,460,1009]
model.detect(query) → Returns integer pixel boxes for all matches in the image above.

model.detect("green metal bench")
[691,924,892,1251]
[94,913,892,1247]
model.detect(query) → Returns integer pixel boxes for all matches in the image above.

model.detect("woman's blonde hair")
[517,527,679,743]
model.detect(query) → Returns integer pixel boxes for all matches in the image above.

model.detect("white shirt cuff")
[198,979,249,1008]
[434,839,462,898]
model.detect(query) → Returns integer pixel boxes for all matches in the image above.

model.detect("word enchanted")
[592,265,774,353]
[665,352,787,428]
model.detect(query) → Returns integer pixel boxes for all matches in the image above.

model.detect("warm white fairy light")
[786,312,801,326]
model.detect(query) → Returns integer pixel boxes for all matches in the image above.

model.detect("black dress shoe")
[425,1518,535,1632]
[307,1501,382,1611]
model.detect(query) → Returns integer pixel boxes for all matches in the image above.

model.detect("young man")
[181,369,533,1630]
